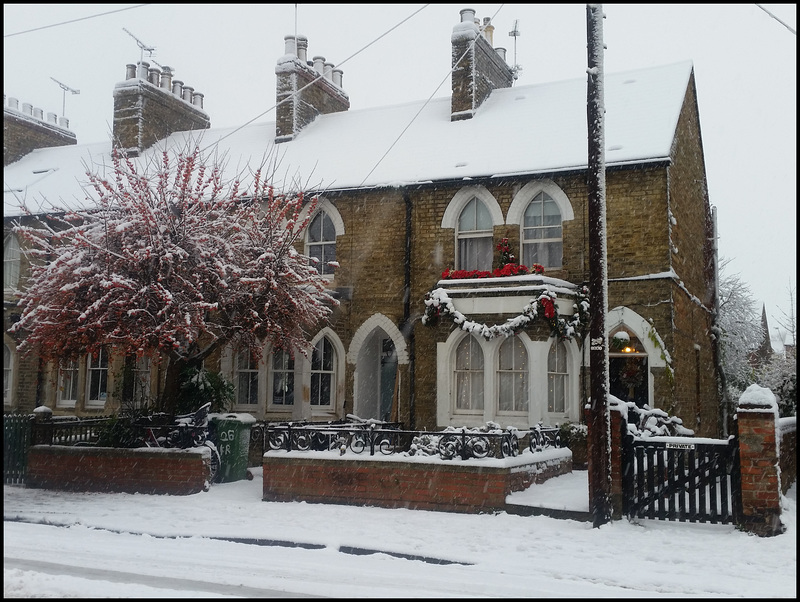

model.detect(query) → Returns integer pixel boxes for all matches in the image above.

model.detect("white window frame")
[4,233,21,291]
[441,186,504,272]
[85,348,109,408]
[269,348,295,409]
[456,197,494,271]
[132,355,152,409]
[3,343,14,407]
[507,180,574,272]
[306,210,337,276]
[496,336,529,415]
[234,348,261,407]
[310,336,336,409]
[437,331,580,429]
[299,198,345,282]
[547,340,569,418]
[522,191,563,269]
[57,358,80,409]
[453,334,485,414]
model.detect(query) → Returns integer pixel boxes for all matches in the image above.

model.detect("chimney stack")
[4,95,76,166]
[275,36,349,143]
[113,62,210,156]
[451,8,514,121]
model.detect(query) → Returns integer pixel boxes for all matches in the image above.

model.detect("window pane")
[310,338,335,406]
[543,199,561,225]
[524,199,542,227]
[454,336,483,411]
[87,350,108,404]
[271,350,294,406]
[498,338,528,413]
[4,235,21,289]
[458,236,493,271]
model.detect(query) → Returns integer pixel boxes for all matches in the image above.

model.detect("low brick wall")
[263,448,572,514]
[27,445,209,495]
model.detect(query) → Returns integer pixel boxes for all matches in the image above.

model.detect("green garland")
[423,285,590,341]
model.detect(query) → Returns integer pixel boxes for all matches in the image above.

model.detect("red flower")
[541,297,555,319]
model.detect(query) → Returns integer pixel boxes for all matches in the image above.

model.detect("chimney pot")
[137,61,150,80]
[172,79,183,96]
[8,97,19,110]
[192,92,204,108]
[58,116,69,128]
[182,85,194,103]
[284,34,297,56]
[482,17,494,46]
[33,107,43,120]
[323,62,334,81]
[460,8,476,23]
[126,64,137,79]
[22,102,33,115]
[148,66,161,86]
[297,36,308,63]
[332,68,343,88]
[160,66,173,90]
[47,112,58,124]
[313,56,326,75]
[495,47,507,61]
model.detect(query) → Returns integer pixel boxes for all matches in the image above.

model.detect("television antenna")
[123,27,156,65]
[50,77,79,117]
[508,19,522,82]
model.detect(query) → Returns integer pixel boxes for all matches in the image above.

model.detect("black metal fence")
[31,415,115,446]
[249,420,564,462]
[4,413,32,484]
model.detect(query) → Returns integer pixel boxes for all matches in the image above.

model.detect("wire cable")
[4,5,150,38]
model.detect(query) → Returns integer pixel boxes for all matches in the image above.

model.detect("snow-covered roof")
[3,61,692,217]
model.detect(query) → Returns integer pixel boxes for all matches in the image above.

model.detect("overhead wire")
[357,5,506,188]
[199,4,431,154]
[3,4,150,38]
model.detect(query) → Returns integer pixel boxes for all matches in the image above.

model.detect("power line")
[201,4,431,155]
[4,4,150,38]
[755,4,796,35]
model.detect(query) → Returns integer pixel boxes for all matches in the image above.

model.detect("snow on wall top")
[3,61,692,217]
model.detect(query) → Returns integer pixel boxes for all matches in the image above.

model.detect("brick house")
[4,8,722,437]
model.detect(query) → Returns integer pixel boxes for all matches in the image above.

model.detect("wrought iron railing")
[252,420,566,461]
[32,416,115,446]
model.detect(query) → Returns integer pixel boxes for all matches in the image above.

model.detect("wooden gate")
[622,434,741,524]
[4,413,33,484]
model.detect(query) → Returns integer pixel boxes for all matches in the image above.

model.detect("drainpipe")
[401,190,416,429]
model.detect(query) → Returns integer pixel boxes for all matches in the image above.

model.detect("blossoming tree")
[10,146,337,415]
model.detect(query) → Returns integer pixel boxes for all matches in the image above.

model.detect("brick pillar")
[736,392,785,536]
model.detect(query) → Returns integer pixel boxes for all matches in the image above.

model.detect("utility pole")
[586,3,612,527]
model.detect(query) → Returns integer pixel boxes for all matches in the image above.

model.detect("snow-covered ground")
[4,468,795,598]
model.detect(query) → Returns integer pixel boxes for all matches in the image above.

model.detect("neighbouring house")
[3,8,722,437]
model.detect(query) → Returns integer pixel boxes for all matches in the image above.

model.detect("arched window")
[4,233,20,290]
[497,337,528,413]
[270,349,294,406]
[454,335,484,411]
[306,211,337,276]
[311,337,336,407]
[457,197,493,271]
[86,348,109,407]
[547,340,568,415]
[3,343,12,405]
[523,192,562,268]
[235,348,259,406]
